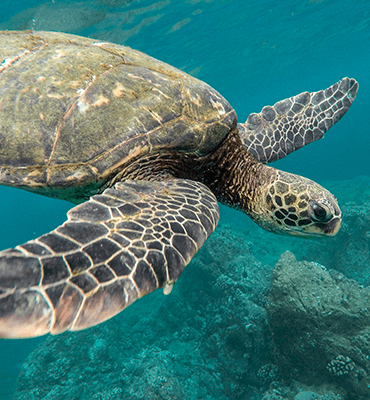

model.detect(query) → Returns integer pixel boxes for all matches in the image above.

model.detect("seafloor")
[11,176,370,400]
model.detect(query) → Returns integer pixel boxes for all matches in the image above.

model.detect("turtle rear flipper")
[0,179,219,338]
[239,77,359,163]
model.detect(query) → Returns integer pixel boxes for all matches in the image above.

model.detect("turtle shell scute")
[0,31,236,199]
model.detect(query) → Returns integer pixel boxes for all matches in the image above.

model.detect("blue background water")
[0,0,369,398]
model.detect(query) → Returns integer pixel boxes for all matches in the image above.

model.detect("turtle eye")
[312,203,329,221]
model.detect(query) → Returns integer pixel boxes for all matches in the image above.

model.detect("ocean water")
[0,0,369,399]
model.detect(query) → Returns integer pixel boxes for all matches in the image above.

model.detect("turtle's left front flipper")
[238,77,358,163]
[0,179,219,338]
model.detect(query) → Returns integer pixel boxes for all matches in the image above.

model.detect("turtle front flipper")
[238,77,358,163]
[0,179,219,338]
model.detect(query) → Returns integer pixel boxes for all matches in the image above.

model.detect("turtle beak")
[295,215,342,238]
[322,216,342,237]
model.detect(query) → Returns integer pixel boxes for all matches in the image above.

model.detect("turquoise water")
[0,0,369,398]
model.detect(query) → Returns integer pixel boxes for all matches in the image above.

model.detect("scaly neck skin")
[114,128,275,216]
[113,129,342,238]
[197,129,274,214]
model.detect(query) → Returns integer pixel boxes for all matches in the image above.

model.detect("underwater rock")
[267,251,370,399]
[14,177,370,399]
[15,223,273,400]
[303,200,370,287]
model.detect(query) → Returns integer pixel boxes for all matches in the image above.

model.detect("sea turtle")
[0,31,358,338]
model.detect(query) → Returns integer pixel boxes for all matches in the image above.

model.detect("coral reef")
[267,251,370,399]
[14,177,370,399]
[14,224,273,400]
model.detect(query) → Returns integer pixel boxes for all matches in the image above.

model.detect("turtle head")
[249,169,341,238]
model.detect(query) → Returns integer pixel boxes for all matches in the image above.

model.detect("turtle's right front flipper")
[0,179,219,338]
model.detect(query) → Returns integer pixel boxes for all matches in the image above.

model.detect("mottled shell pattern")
[0,31,236,200]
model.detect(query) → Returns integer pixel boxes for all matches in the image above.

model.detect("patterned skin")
[0,180,218,337]
[0,31,358,337]
[239,78,357,164]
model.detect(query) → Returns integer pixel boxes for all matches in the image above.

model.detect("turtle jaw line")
[282,216,342,239]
